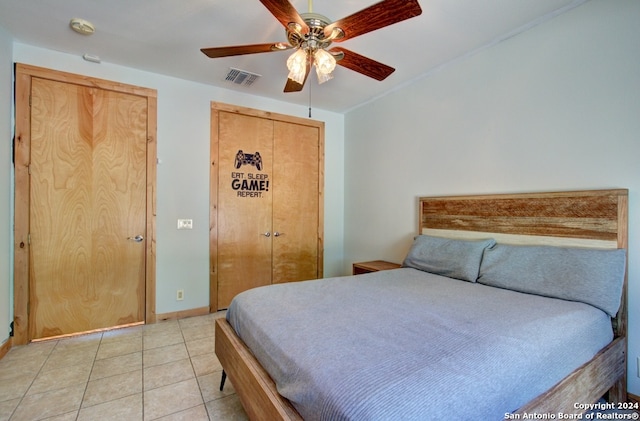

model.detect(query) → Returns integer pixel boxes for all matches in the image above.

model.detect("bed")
[215,189,628,420]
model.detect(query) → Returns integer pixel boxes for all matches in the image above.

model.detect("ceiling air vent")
[224,68,261,87]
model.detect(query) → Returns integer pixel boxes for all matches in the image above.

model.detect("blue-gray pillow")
[402,235,496,282]
[477,244,626,317]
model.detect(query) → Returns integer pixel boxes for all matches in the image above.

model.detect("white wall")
[0,25,13,346]
[344,0,640,395]
[8,44,345,316]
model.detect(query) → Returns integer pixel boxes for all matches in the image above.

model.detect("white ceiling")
[0,0,586,113]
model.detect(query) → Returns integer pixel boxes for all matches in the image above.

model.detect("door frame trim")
[13,63,158,344]
[209,101,325,311]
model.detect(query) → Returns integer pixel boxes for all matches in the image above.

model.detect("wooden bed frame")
[215,189,628,420]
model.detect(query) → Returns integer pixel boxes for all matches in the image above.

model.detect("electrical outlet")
[176,289,184,301]
[177,219,193,230]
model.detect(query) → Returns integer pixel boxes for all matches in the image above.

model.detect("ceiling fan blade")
[324,0,422,42]
[284,64,311,92]
[259,0,309,34]
[330,47,395,81]
[284,78,304,93]
[201,43,291,58]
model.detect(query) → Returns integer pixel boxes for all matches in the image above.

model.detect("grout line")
[7,339,60,420]
[74,331,103,420]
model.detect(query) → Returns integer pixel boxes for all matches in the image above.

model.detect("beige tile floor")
[0,311,248,420]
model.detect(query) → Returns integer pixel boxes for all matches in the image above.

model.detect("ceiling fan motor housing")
[287,13,341,53]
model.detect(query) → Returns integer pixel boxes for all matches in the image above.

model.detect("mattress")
[226,268,613,421]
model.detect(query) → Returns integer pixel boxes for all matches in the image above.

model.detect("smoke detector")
[69,18,95,35]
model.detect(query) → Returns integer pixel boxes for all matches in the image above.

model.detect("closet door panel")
[272,121,320,283]
[217,112,274,308]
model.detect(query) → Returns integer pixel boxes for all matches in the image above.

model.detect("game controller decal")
[231,150,269,198]
[234,150,262,170]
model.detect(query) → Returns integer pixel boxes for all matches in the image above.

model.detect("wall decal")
[234,150,262,170]
[231,150,269,198]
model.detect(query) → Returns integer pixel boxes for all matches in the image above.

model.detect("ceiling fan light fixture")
[315,65,333,84]
[286,49,308,84]
[314,49,336,73]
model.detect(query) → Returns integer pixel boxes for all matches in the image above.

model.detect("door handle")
[127,235,144,243]
[261,232,271,237]
[274,232,285,237]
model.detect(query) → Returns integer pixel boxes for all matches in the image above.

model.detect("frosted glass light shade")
[286,49,308,84]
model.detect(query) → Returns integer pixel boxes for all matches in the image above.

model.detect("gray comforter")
[227,268,612,421]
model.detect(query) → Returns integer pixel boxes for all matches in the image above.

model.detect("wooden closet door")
[272,121,320,283]
[29,78,148,339]
[216,112,274,308]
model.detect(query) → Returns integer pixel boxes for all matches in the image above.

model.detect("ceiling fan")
[201,0,422,93]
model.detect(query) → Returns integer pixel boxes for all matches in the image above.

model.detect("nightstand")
[352,260,402,275]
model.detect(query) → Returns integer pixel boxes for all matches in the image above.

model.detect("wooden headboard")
[418,189,628,338]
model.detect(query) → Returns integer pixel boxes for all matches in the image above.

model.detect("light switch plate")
[177,219,193,230]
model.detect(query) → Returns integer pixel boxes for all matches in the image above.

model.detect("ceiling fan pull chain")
[309,51,313,118]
